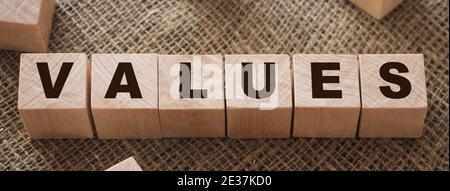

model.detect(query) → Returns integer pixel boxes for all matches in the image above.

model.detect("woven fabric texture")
[0,0,448,171]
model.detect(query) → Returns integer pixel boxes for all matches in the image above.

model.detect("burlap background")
[0,0,448,171]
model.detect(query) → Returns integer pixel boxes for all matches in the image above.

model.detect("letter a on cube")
[18,53,93,139]
[91,54,160,139]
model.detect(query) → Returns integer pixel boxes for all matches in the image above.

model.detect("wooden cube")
[158,55,225,137]
[350,0,403,20]
[106,157,142,171]
[0,0,56,52]
[18,53,93,139]
[91,54,160,139]
[225,54,292,138]
[293,54,361,138]
[358,54,427,138]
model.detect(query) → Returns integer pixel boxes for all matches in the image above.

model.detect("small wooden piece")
[106,157,142,171]
[358,54,427,138]
[159,55,225,137]
[293,54,361,138]
[0,0,56,52]
[350,0,403,20]
[225,54,292,138]
[18,53,93,139]
[91,54,160,139]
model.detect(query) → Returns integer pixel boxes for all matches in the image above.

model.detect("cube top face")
[91,54,158,109]
[106,157,142,171]
[159,55,224,110]
[0,0,42,24]
[294,54,360,108]
[225,54,292,110]
[18,53,88,110]
[359,54,427,109]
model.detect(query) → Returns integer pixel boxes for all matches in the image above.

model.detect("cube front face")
[293,54,361,138]
[225,54,292,138]
[227,108,291,138]
[19,108,93,139]
[358,54,427,138]
[0,0,56,52]
[18,53,93,139]
[159,109,224,137]
[350,0,403,20]
[158,55,225,137]
[359,108,426,138]
[92,109,160,139]
[0,23,44,53]
[91,54,160,139]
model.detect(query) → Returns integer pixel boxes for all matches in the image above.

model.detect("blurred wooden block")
[293,54,360,138]
[225,54,292,138]
[0,0,56,52]
[358,54,427,138]
[159,55,225,137]
[91,54,160,139]
[350,0,403,20]
[106,157,142,171]
[18,53,93,139]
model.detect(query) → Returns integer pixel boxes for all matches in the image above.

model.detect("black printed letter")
[179,62,207,99]
[379,62,412,99]
[37,62,73,99]
[105,62,142,99]
[311,62,342,99]
[242,62,275,99]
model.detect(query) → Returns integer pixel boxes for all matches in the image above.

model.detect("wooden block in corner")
[350,0,403,20]
[358,54,427,138]
[293,54,360,138]
[0,0,56,52]
[18,53,93,139]
[158,55,225,137]
[91,54,161,139]
[225,54,292,138]
[106,157,142,171]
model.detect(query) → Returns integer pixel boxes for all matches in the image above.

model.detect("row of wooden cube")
[18,53,427,139]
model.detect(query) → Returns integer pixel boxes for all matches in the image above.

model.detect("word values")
[17,54,427,139]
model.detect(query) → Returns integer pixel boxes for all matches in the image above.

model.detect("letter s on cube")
[358,54,427,138]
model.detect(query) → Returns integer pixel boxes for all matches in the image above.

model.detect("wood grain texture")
[18,53,93,139]
[358,54,427,138]
[91,54,160,139]
[293,54,360,138]
[0,0,55,52]
[225,54,292,138]
[350,0,403,20]
[158,55,225,137]
[106,157,142,171]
